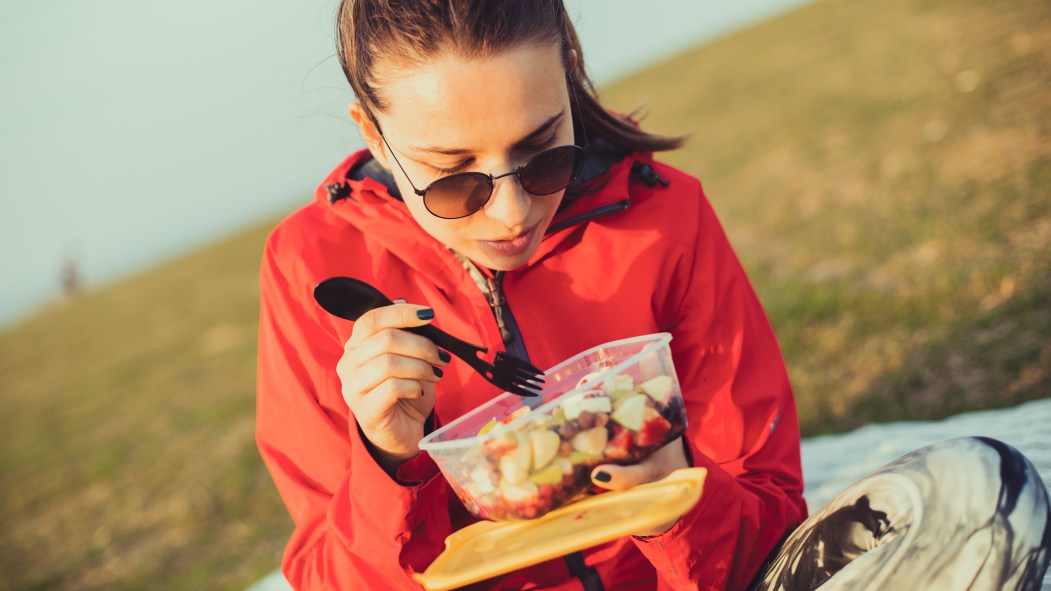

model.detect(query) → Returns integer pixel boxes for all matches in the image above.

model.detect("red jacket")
[256,148,806,590]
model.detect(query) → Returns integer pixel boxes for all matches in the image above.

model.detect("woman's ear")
[348,102,389,167]
[568,48,579,74]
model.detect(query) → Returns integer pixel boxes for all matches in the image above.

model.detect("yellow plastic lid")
[413,467,707,591]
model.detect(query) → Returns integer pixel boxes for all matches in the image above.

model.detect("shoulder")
[607,156,711,243]
[265,202,324,253]
[640,159,706,207]
[263,149,383,271]
[264,202,330,263]
[260,200,367,289]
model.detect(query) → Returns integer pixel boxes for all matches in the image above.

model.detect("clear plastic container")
[419,333,687,521]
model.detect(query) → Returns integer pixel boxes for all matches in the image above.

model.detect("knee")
[916,436,1051,518]
[967,436,1050,514]
[940,437,1035,484]
[875,436,1049,515]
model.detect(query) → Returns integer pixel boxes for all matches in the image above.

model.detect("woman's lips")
[477,225,539,257]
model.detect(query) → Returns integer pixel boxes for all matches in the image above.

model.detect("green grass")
[601,0,1051,434]
[1,0,1049,588]
[0,225,287,590]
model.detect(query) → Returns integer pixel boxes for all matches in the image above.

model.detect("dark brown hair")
[335,0,684,153]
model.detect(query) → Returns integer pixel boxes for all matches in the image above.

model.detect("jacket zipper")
[486,272,528,360]
[468,200,628,591]
[466,198,633,360]
[481,274,607,591]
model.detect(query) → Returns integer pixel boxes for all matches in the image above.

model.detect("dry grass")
[1,0,1049,588]
[0,226,288,590]
[602,0,1051,434]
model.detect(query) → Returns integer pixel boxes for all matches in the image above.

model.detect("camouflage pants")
[752,437,1051,591]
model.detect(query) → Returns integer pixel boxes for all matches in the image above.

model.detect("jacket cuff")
[346,414,449,534]
[358,411,442,486]
[393,452,440,485]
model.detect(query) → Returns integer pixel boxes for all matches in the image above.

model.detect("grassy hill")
[600,0,1051,434]
[1,0,1048,588]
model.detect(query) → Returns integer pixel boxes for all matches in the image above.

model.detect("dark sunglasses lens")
[519,146,585,195]
[425,173,493,219]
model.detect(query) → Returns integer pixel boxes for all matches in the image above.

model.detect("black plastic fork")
[313,276,544,397]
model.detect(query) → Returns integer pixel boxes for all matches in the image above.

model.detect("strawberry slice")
[636,408,672,447]
[604,426,634,460]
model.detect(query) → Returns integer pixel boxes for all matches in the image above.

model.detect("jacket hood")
[311,142,660,279]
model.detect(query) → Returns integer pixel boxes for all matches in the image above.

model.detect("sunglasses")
[374,80,589,220]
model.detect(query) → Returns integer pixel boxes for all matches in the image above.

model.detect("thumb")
[590,462,658,492]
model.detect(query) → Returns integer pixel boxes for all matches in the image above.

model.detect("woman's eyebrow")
[410,110,566,156]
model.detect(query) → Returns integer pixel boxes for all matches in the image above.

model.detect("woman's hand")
[589,438,691,535]
[337,300,450,472]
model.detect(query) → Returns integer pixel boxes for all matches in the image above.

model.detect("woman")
[256,1,1050,589]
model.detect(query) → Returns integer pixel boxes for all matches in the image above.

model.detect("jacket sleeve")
[632,183,808,590]
[255,229,453,589]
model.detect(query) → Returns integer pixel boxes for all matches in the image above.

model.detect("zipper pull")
[486,275,514,346]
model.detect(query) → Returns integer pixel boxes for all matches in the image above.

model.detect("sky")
[0,0,812,328]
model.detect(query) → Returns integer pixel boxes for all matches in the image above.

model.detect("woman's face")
[360,42,574,271]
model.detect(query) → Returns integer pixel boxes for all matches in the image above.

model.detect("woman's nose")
[482,175,531,228]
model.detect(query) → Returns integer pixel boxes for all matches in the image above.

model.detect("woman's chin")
[470,250,532,272]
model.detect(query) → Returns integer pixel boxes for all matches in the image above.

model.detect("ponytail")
[561,10,685,153]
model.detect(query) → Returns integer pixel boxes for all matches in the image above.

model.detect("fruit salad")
[452,371,687,520]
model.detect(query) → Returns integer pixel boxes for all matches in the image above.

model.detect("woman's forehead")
[374,43,568,152]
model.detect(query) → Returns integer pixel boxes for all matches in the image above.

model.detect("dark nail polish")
[417,308,435,320]
[594,470,611,483]
[433,366,443,378]
[438,349,451,363]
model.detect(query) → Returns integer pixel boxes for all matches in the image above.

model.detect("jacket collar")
[312,145,649,278]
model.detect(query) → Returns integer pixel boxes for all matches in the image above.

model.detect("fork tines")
[493,352,543,376]
[505,381,543,398]
[492,351,545,397]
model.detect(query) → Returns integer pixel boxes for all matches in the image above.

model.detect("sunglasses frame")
[371,76,590,219]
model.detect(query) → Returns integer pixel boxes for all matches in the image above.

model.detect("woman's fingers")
[588,439,692,536]
[372,377,429,406]
[337,302,448,409]
[590,437,690,492]
[347,303,436,349]
[352,378,436,464]
[345,326,448,370]
[334,301,446,467]
[347,352,442,400]
[396,380,438,419]
[355,379,436,433]
[589,461,660,492]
